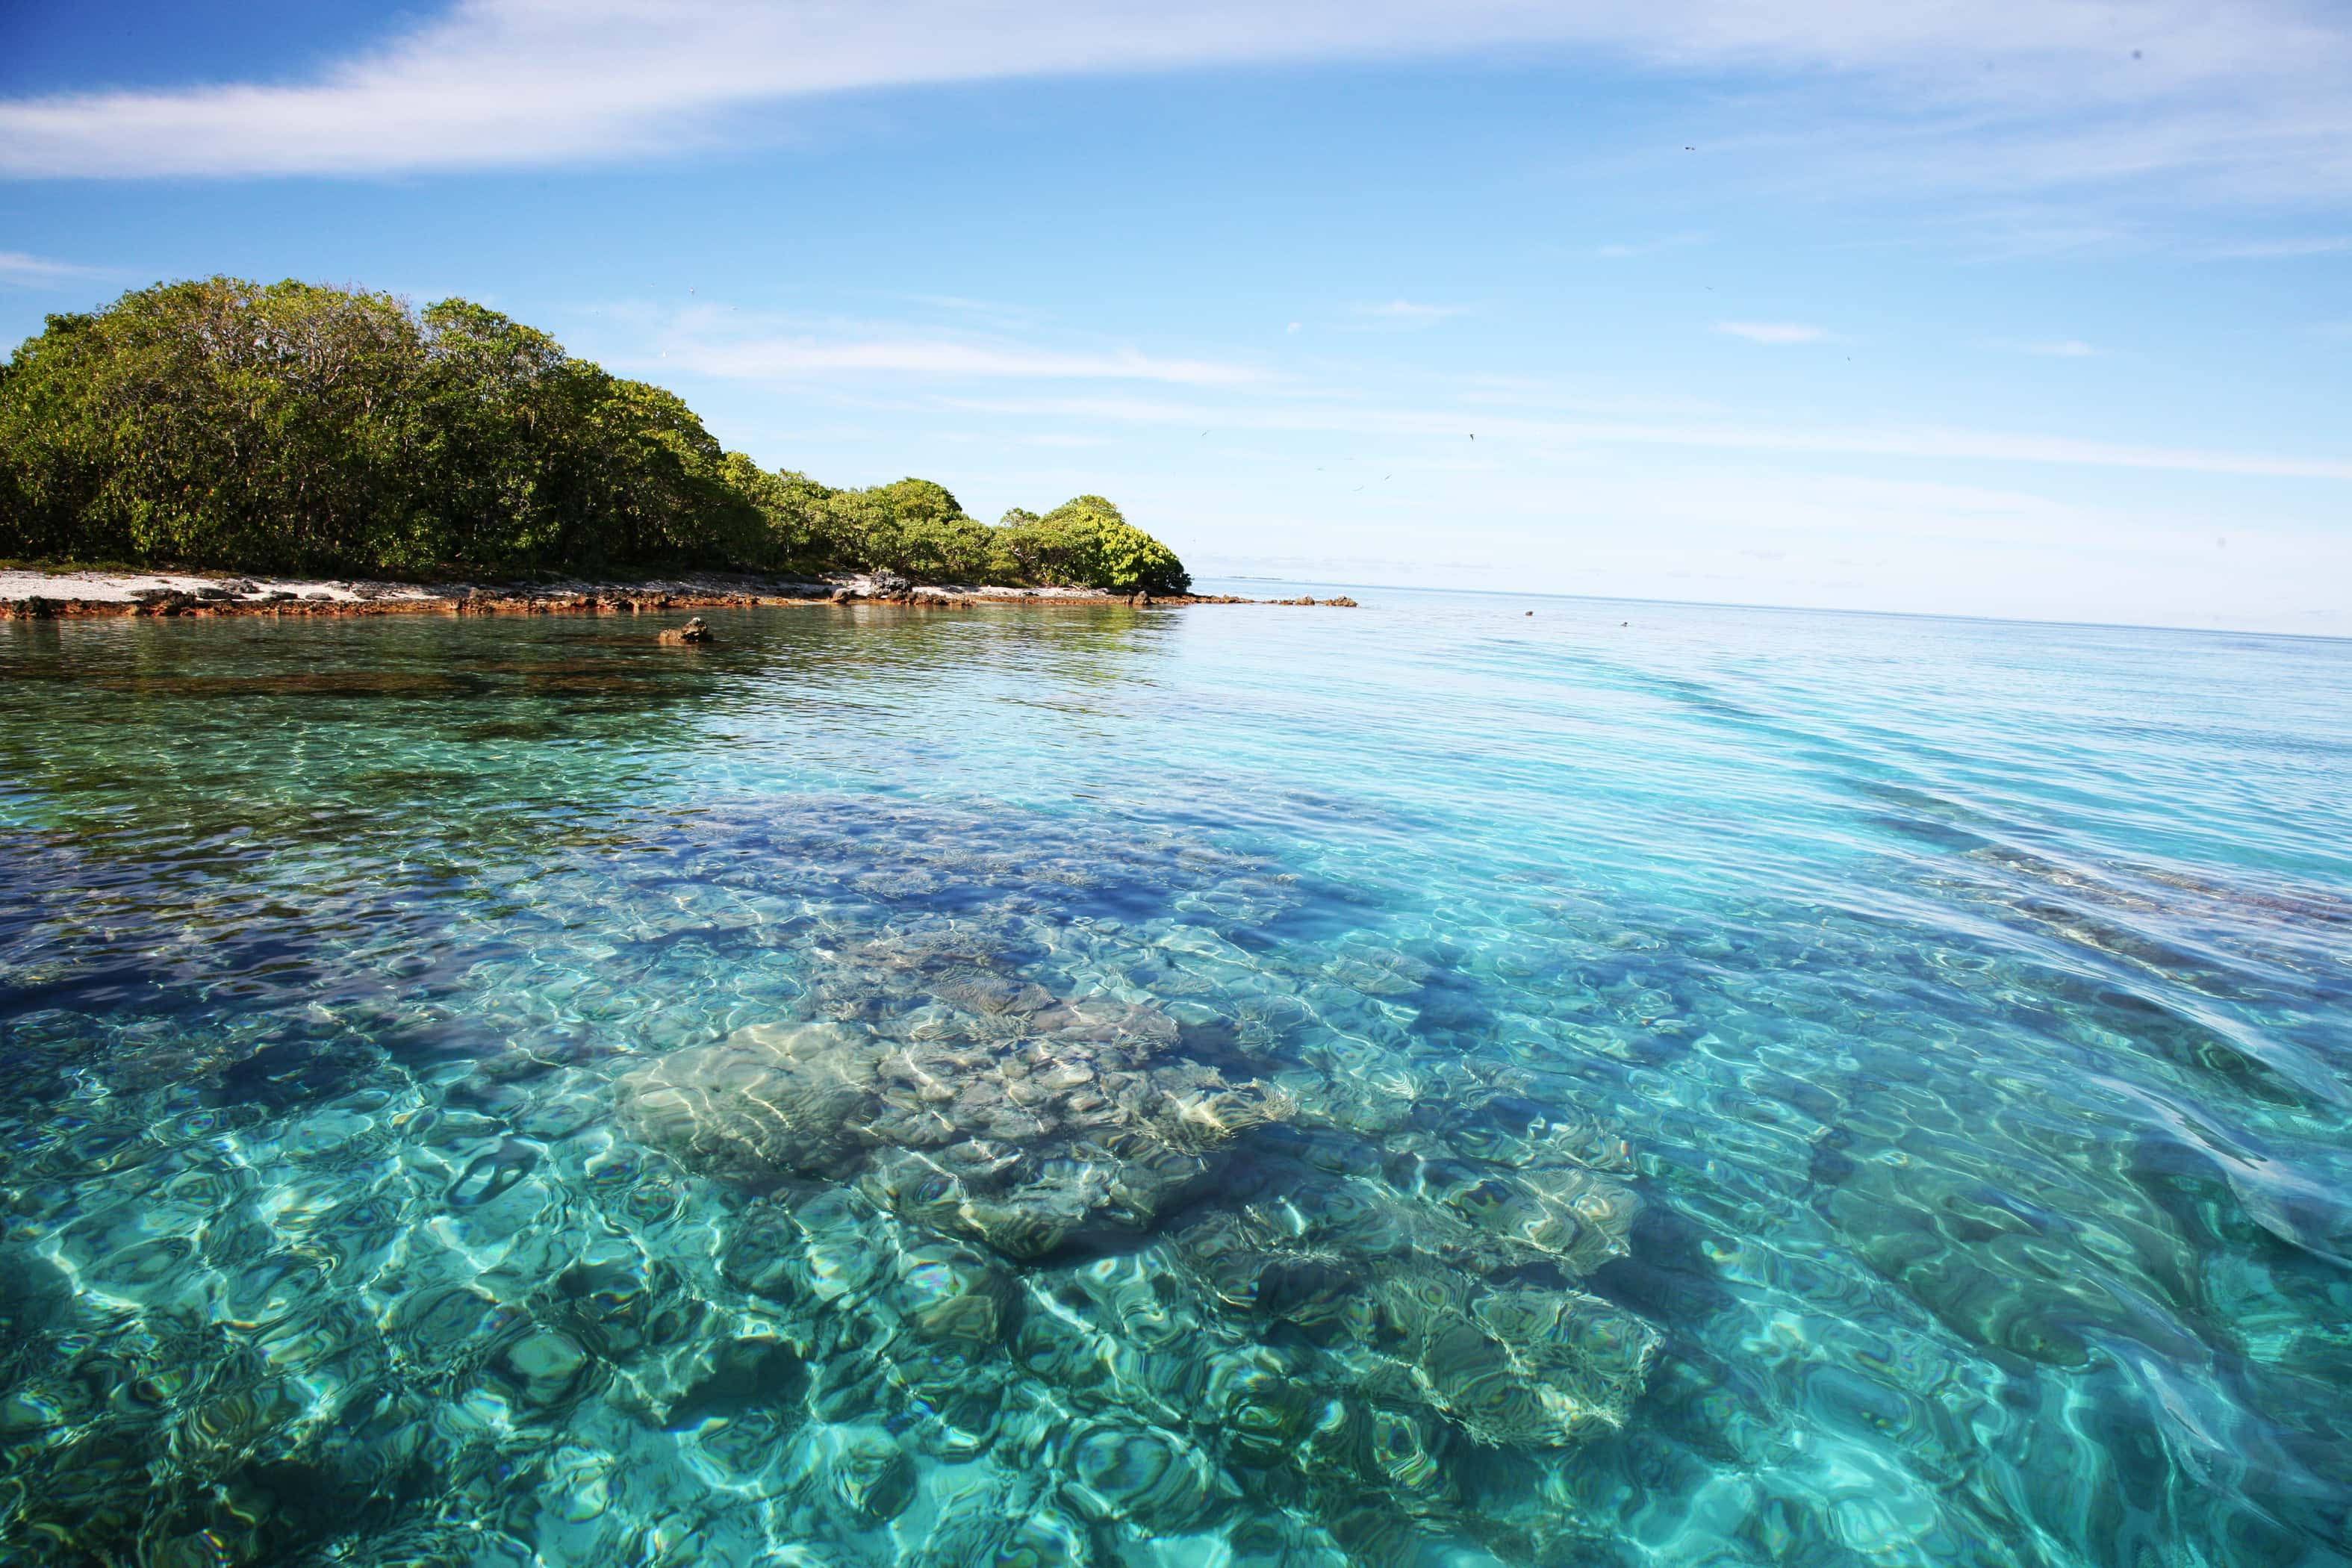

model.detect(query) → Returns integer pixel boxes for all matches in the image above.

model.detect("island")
[0,276,1357,617]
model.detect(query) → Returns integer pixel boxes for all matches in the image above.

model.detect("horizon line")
[1192,573,2352,645]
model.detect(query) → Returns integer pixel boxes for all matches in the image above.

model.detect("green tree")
[0,278,432,572]
[414,299,581,568]
[999,494,1190,594]
[0,276,1191,591]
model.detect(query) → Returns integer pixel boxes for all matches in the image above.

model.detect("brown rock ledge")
[0,568,1310,618]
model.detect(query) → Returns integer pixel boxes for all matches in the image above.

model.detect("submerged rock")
[892,1238,1018,1345]
[1061,1419,1225,1530]
[827,1425,918,1520]
[619,1021,876,1183]
[617,1007,1293,1259]
[588,809,1666,1558]
[1157,1119,1657,1449]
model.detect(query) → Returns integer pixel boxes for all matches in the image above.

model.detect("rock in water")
[891,1237,1018,1345]
[590,811,1672,1555]
[617,1021,877,1183]
[1164,1121,1659,1449]
[616,1007,1293,1258]
[656,616,715,644]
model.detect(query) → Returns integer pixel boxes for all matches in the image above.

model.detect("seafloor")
[0,592,2345,1567]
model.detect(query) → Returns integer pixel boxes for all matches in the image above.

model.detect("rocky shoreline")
[0,567,1358,619]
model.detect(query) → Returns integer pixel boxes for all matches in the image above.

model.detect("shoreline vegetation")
[0,277,1325,615]
[0,562,1357,618]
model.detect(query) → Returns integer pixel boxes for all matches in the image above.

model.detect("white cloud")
[0,250,112,287]
[0,0,2345,208]
[2209,235,2352,258]
[1352,299,1469,323]
[1718,321,1826,345]
[1987,337,2104,357]
[929,389,2352,482]
[892,293,1051,329]
[1170,467,2352,632]
[1166,462,2352,632]
[659,333,1266,386]
[1592,233,1708,258]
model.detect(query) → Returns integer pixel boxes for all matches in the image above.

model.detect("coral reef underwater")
[0,796,1659,1568]
[7,603,2352,1568]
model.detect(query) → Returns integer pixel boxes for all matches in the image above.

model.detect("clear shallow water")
[1,588,2348,1567]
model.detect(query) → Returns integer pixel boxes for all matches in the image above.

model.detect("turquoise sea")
[2,587,2348,1567]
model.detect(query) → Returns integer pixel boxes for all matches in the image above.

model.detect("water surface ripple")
[1,590,2348,1567]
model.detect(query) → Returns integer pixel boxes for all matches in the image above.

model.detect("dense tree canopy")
[0,277,1191,594]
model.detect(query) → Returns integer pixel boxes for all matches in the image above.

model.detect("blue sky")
[2,1,2348,632]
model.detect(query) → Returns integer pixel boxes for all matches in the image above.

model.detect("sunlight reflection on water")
[1,589,2348,1567]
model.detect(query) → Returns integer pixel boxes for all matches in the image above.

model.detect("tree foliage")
[999,495,1191,594]
[0,276,1189,592]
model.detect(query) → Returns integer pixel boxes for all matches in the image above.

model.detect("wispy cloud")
[2208,235,2352,258]
[928,390,2352,482]
[889,293,1054,329]
[1350,299,1469,325]
[0,250,113,287]
[1718,322,1827,345]
[0,0,2347,208]
[1592,233,1707,259]
[1986,337,2104,357]
[659,333,1267,386]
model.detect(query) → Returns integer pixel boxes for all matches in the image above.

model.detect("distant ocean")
[2,586,2345,1566]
